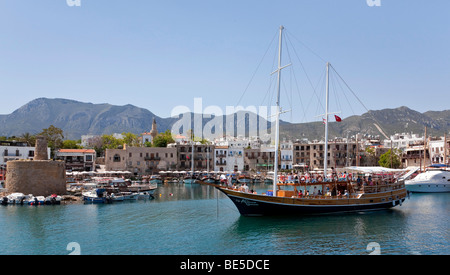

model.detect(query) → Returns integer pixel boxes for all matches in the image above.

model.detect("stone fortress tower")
[6,136,66,196]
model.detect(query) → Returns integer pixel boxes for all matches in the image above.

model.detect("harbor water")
[0,182,448,255]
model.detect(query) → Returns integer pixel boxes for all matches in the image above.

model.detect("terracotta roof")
[58,149,96,153]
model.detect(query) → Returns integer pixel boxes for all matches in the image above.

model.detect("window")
[113,154,121,162]
[85,155,93,162]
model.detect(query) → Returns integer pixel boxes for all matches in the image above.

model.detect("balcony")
[144,156,161,161]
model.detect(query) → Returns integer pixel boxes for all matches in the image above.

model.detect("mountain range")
[1,98,449,141]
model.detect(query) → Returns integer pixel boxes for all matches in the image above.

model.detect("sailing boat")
[184,137,198,184]
[203,26,408,216]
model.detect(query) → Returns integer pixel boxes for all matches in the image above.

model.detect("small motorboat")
[120,192,139,200]
[6,193,28,205]
[28,196,46,205]
[136,191,153,200]
[82,189,107,203]
[45,194,62,205]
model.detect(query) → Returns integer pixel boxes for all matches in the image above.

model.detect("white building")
[214,146,228,172]
[0,141,50,166]
[429,138,446,164]
[213,136,248,172]
[383,132,424,151]
[280,140,293,170]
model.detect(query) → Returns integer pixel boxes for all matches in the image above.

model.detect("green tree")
[19,132,36,146]
[152,130,175,148]
[102,134,123,150]
[39,125,64,156]
[62,140,82,149]
[122,132,139,147]
[378,149,402,169]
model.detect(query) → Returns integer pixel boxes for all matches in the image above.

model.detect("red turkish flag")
[335,115,342,122]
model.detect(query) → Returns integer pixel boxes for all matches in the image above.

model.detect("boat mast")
[323,62,330,180]
[191,132,195,177]
[272,25,290,196]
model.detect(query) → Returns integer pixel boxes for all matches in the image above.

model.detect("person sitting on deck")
[313,186,318,196]
[242,183,249,193]
[357,176,362,185]
[343,190,349,198]
[298,190,303,198]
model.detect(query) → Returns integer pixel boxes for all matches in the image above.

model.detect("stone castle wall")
[6,160,66,196]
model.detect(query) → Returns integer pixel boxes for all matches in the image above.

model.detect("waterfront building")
[213,136,249,172]
[105,146,177,175]
[55,149,96,172]
[214,146,228,172]
[280,140,293,170]
[383,132,424,151]
[293,138,359,171]
[429,138,446,165]
[403,145,430,168]
[169,141,215,172]
[243,146,275,172]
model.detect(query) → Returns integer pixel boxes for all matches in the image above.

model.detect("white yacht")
[405,170,450,193]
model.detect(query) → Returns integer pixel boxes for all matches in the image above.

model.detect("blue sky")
[0,0,449,123]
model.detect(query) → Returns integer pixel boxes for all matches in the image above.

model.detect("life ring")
[317,176,323,182]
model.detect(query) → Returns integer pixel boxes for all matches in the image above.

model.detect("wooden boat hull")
[218,187,407,217]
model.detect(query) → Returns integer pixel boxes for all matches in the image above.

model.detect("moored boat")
[237,174,252,184]
[82,188,107,204]
[136,191,153,200]
[212,176,407,216]
[405,170,450,193]
[45,194,62,205]
[149,175,163,185]
[27,196,46,206]
[183,175,198,184]
[202,26,409,216]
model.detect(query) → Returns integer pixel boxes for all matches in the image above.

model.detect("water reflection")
[222,208,413,255]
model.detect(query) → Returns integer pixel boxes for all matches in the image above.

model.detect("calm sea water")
[0,183,448,255]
